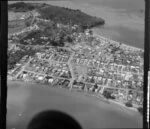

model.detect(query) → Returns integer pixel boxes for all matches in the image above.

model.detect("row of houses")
[17,70,71,88]
[71,80,143,106]
[24,57,72,79]
[71,56,142,75]
[35,48,71,63]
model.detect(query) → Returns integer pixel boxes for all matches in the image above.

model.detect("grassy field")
[8,19,26,34]
[7,81,142,129]
[8,11,24,21]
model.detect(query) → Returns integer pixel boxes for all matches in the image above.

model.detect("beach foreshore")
[93,32,144,52]
[7,80,139,113]
[7,80,143,129]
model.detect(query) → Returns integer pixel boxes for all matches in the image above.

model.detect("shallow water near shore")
[92,25,144,49]
[7,81,142,129]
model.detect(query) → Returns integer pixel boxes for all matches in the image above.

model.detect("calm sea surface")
[7,81,142,129]
[8,0,145,49]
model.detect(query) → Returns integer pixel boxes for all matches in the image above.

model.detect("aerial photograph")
[7,0,144,129]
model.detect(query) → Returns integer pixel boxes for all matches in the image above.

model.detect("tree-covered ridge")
[8,2,36,12]
[8,2,105,29]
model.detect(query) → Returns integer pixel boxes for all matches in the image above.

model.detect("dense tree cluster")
[125,101,133,107]
[38,5,105,29]
[20,21,78,47]
[8,48,36,70]
[8,2,35,12]
[8,2,105,29]
[103,90,115,99]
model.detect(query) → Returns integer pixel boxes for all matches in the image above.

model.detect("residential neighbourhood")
[8,6,144,109]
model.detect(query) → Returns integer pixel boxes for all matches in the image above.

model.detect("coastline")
[7,1,144,128]
[7,80,140,113]
[8,1,144,52]
[7,80,142,128]
[93,31,144,52]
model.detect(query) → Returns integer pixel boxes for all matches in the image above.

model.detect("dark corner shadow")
[27,110,82,129]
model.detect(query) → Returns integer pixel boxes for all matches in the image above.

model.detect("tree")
[93,83,98,92]
[137,107,143,115]
[103,90,115,99]
[25,21,31,27]
[125,101,133,107]
[103,90,111,99]
[66,36,73,43]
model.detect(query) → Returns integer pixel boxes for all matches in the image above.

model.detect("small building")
[38,76,44,81]
[48,78,54,83]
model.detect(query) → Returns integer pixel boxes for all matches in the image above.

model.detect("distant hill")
[8,2,36,12]
[8,2,105,29]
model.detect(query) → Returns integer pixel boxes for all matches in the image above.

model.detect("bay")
[8,0,145,48]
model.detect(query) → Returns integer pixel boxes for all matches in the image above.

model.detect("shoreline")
[7,80,140,113]
[92,31,144,52]
[7,80,142,128]
[8,1,144,52]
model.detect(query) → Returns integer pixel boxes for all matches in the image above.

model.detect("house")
[127,94,133,101]
[48,78,54,83]
[38,76,44,81]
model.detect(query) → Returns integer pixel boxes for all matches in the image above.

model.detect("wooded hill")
[8,2,105,29]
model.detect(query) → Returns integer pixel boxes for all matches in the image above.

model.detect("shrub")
[102,90,116,100]
[110,96,115,99]
[103,91,111,99]
[137,107,143,115]
[125,101,133,107]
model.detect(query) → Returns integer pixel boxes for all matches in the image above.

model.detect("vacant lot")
[7,81,142,129]
[8,11,25,21]
[8,20,26,34]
